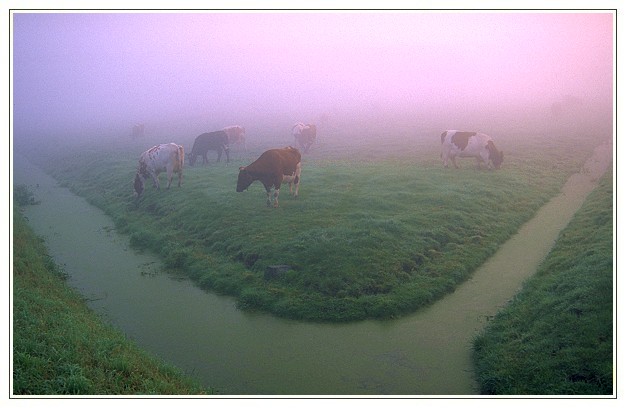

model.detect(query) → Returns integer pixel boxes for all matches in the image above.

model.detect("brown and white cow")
[292,122,316,153]
[440,130,503,170]
[236,147,302,208]
[134,143,184,197]
[223,125,246,150]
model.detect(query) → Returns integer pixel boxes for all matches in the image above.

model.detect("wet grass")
[472,169,613,395]
[12,194,213,395]
[27,129,603,322]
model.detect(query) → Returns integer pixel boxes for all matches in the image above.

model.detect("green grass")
[25,129,602,322]
[472,169,613,395]
[12,196,213,395]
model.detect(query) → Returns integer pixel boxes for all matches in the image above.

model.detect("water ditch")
[13,138,612,395]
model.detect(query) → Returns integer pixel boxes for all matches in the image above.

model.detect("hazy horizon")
[12,11,614,146]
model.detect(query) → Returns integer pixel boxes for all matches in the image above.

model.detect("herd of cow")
[133,124,503,208]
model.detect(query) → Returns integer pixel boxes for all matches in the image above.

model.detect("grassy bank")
[12,197,213,395]
[472,169,613,395]
[25,129,602,322]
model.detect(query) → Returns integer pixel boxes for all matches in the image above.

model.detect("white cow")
[134,143,185,197]
[131,123,145,138]
[441,130,503,169]
[292,122,317,153]
[223,125,246,150]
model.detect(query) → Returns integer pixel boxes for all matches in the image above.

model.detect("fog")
[12,11,614,148]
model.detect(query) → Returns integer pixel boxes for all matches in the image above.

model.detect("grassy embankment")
[28,130,602,322]
[12,187,213,395]
[472,169,613,395]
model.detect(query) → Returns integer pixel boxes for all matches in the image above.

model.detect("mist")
[12,11,614,149]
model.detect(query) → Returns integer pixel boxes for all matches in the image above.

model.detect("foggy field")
[16,118,609,322]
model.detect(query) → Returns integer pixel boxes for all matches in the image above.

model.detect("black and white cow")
[440,130,503,169]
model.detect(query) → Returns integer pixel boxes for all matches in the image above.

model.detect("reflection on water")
[12,141,610,395]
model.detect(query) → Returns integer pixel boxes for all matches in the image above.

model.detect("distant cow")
[134,143,184,197]
[440,130,503,169]
[131,123,145,138]
[223,125,246,150]
[188,130,230,166]
[292,123,317,153]
[236,147,302,208]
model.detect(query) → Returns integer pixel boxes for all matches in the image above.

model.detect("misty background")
[11,11,614,150]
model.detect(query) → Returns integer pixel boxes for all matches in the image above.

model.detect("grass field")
[12,199,213,395]
[22,125,605,322]
[472,169,613,395]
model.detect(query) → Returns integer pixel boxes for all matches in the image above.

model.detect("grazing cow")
[440,130,503,169]
[223,125,246,150]
[292,123,317,153]
[188,130,230,166]
[236,147,302,208]
[134,143,184,197]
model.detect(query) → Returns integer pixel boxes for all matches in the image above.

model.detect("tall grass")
[472,169,613,395]
[26,129,603,322]
[12,196,213,395]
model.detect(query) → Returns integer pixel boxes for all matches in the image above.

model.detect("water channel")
[13,139,612,395]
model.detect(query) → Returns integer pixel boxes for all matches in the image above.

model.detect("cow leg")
[442,150,451,168]
[451,156,459,169]
[265,187,272,207]
[273,188,280,208]
[291,176,300,197]
[481,151,492,170]
[293,162,301,197]
[475,157,482,170]
[166,167,174,189]
[149,171,160,190]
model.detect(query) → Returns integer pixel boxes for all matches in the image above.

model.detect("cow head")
[236,167,254,192]
[186,152,196,167]
[133,173,145,197]
[487,141,504,169]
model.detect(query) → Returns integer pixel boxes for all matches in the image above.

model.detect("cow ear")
[239,166,245,171]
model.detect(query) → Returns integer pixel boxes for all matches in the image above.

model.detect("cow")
[134,143,184,197]
[292,123,317,153]
[188,130,230,166]
[223,125,246,150]
[236,147,302,208]
[131,123,144,138]
[440,130,503,170]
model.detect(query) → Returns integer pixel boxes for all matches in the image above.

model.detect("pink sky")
[12,11,614,135]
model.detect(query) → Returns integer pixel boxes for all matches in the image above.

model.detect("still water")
[13,140,611,395]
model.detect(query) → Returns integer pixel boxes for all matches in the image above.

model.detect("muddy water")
[13,139,612,395]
